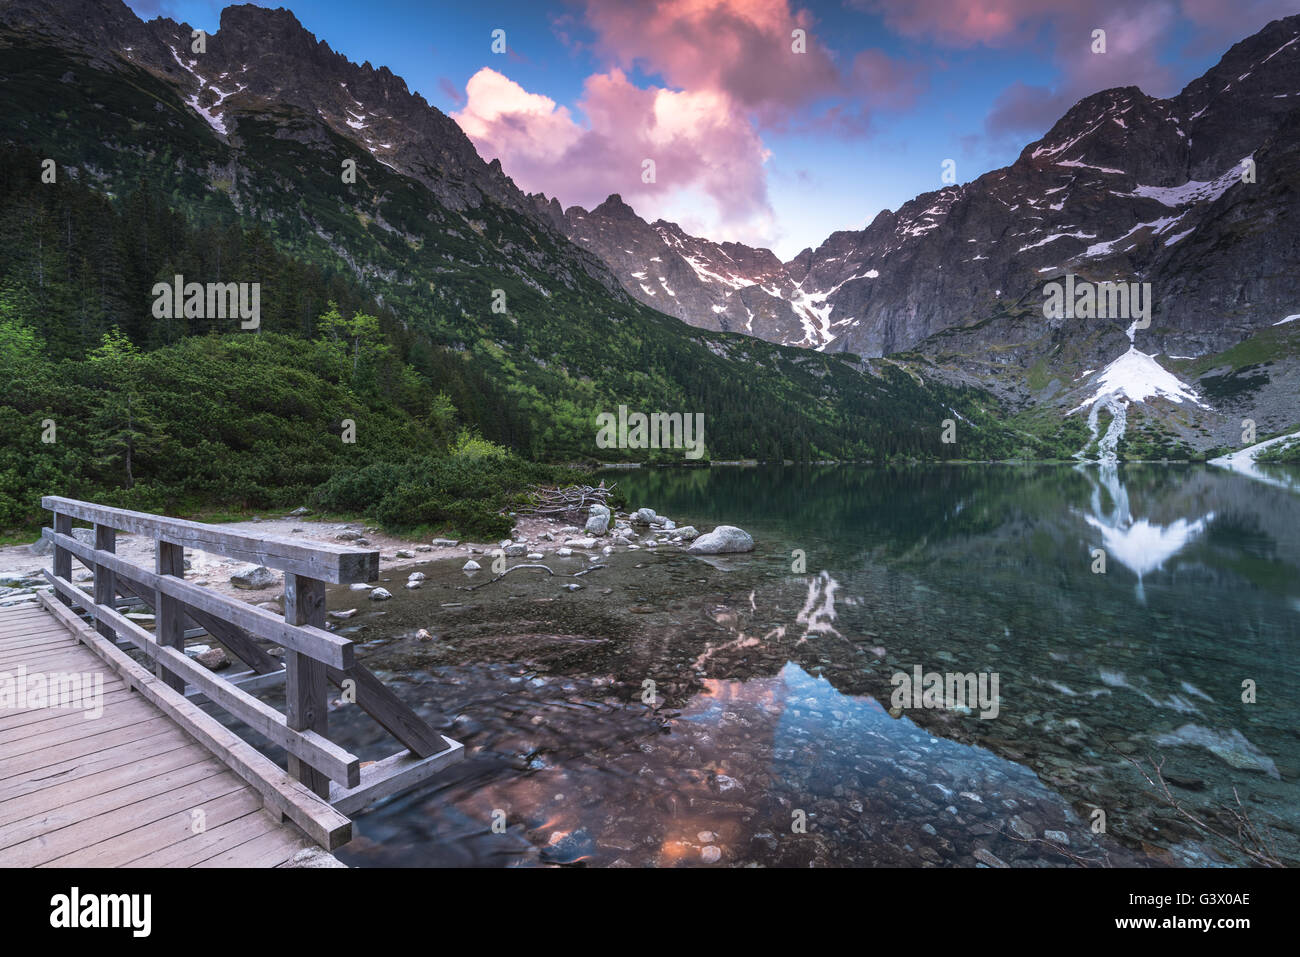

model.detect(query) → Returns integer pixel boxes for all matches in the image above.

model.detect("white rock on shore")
[687,526,755,554]
[231,565,278,589]
[584,503,611,536]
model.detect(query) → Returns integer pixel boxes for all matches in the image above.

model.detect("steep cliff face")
[1,0,1038,463]
[550,15,1300,368]
[0,0,628,297]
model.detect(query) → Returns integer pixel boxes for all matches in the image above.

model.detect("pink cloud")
[453,67,776,244]
[579,0,919,126]
[452,1,923,245]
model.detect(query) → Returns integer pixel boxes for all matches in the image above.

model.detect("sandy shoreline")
[0,507,702,611]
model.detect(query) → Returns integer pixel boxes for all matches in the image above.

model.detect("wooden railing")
[39,496,464,849]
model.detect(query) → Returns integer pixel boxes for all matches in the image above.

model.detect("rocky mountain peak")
[592,193,640,220]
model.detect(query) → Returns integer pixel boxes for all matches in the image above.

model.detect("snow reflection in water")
[314,465,1298,867]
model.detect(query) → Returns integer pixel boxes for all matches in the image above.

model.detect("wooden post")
[285,573,330,798]
[155,539,186,691]
[93,524,117,641]
[53,512,73,606]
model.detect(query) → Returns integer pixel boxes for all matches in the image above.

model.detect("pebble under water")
[294,464,1299,867]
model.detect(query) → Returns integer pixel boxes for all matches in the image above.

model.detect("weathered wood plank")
[45,787,267,868]
[0,630,88,652]
[4,697,164,758]
[94,524,116,640]
[4,770,243,867]
[155,540,186,692]
[44,529,353,669]
[326,663,451,758]
[43,496,378,583]
[0,746,209,826]
[185,668,285,703]
[0,727,194,804]
[52,513,72,606]
[285,574,331,799]
[0,621,66,640]
[0,644,97,669]
[0,758,228,854]
[36,592,353,850]
[114,571,281,676]
[1,715,175,778]
[0,686,135,732]
[45,571,360,788]
[329,739,466,816]
[193,818,314,868]
[121,801,278,868]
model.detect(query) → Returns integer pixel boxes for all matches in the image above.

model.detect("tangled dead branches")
[516,482,616,523]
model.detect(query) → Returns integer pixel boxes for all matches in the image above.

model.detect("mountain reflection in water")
[312,464,1298,867]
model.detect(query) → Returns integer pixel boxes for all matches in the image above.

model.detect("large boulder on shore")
[630,508,657,526]
[231,565,278,589]
[687,526,754,555]
[584,503,611,536]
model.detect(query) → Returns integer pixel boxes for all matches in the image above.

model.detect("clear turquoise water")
[324,463,1300,867]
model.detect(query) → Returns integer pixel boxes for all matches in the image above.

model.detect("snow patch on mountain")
[1070,347,1207,414]
[1210,430,1300,493]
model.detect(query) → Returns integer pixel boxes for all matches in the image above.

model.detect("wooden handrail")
[44,529,354,668]
[41,496,379,584]
[41,497,465,838]
[43,571,361,787]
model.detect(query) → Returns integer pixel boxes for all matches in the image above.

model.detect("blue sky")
[126,0,1291,259]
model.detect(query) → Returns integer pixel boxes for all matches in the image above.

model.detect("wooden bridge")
[0,496,464,866]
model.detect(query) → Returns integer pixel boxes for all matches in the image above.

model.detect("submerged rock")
[196,647,230,670]
[1154,724,1281,778]
[687,526,754,554]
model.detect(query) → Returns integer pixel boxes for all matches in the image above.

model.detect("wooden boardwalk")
[0,496,465,869]
[0,602,330,867]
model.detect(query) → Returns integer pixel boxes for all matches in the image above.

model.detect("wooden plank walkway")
[0,602,336,867]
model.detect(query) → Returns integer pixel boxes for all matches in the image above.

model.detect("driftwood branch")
[457,561,607,592]
[458,563,555,591]
[1111,744,1284,867]
[516,482,616,523]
